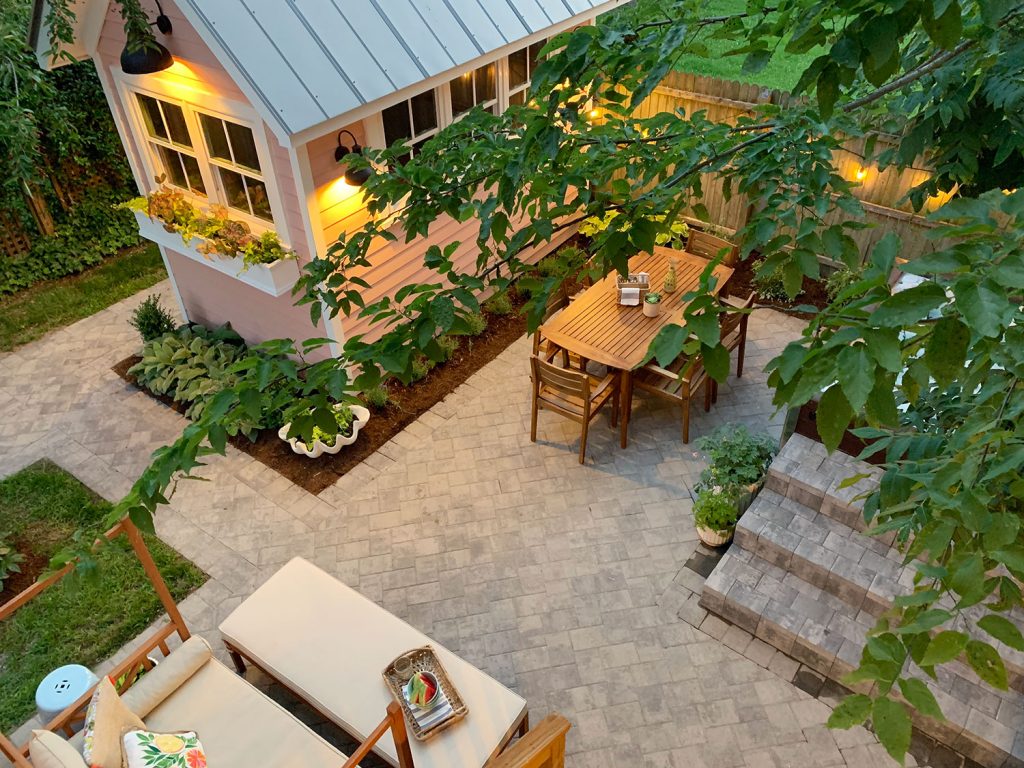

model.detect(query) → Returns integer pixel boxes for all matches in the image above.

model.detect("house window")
[382,90,440,162]
[507,40,546,106]
[198,114,272,221]
[450,63,497,119]
[136,94,207,197]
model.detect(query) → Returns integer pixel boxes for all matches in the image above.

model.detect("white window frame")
[449,62,499,122]
[112,67,292,245]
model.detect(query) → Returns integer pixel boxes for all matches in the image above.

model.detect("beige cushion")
[29,730,88,768]
[144,657,347,768]
[121,636,212,719]
[82,678,145,768]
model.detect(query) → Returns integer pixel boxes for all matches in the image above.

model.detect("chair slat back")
[544,284,569,321]
[688,231,739,266]
[719,291,755,336]
[532,355,589,399]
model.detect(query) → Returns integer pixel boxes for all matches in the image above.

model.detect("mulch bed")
[113,305,528,496]
[0,537,50,604]
[727,256,829,319]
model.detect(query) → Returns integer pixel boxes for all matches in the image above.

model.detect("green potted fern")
[692,488,740,546]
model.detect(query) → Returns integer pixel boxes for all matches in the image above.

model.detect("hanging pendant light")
[120,1,174,75]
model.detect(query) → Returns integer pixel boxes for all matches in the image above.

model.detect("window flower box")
[131,210,299,298]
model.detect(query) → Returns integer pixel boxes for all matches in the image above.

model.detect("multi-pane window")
[382,91,440,162]
[507,39,546,106]
[450,63,497,119]
[199,114,272,221]
[136,94,206,197]
[132,92,276,226]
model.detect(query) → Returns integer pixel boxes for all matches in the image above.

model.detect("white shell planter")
[696,525,734,547]
[133,211,300,297]
[643,301,661,318]
[278,405,370,459]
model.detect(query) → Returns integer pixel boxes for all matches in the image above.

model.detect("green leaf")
[895,608,951,634]
[922,0,963,48]
[872,697,911,765]
[965,640,1008,690]
[128,506,156,536]
[207,423,227,455]
[869,282,947,326]
[816,65,840,118]
[977,614,1024,652]
[703,343,730,383]
[651,324,689,368]
[898,679,945,721]
[924,317,969,388]
[239,388,262,422]
[827,694,872,729]
[429,295,455,332]
[993,547,1024,576]
[862,328,903,372]
[837,346,874,411]
[954,279,1012,338]
[817,385,853,452]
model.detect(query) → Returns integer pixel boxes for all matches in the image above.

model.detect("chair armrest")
[719,293,754,309]
[488,714,571,768]
[591,372,618,399]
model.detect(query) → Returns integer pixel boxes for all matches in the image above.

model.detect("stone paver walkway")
[0,283,916,767]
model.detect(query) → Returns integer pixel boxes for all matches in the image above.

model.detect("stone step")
[735,490,1024,692]
[766,433,884,534]
[700,549,1024,768]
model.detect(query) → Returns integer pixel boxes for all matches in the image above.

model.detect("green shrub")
[128,324,263,432]
[129,294,176,342]
[825,266,862,300]
[309,405,355,447]
[483,292,514,316]
[0,533,25,592]
[410,354,436,382]
[464,312,488,336]
[696,424,776,493]
[752,259,790,301]
[437,334,460,361]
[0,188,142,296]
[693,489,739,532]
[536,245,588,279]
[363,385,392,410]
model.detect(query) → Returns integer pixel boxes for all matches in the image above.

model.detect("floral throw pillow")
[122,731,206,768]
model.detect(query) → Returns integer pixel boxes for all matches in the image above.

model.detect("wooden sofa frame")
[0,517,574,768]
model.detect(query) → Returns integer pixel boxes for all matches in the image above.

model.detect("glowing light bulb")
[855,167,867,181]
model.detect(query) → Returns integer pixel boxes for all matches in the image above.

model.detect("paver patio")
[0,283,924,767]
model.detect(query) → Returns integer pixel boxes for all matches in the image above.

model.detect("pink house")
[30,0,627,355]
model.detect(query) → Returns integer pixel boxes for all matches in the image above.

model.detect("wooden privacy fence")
[632,71,952,266]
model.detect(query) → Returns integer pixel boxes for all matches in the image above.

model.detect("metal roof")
[175,0,629,142]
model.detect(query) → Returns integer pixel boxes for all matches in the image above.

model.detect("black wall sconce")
[335,130,373,186]
[121,1,174,75]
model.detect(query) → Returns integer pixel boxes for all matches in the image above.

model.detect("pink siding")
[306,125,573,341]
[163,248,330,356]
[94,0,319,347]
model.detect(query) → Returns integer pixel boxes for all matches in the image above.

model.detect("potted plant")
[279,403,371,458]
[643,291,662,317]
[694,424,777,514]
[693,487,740,546]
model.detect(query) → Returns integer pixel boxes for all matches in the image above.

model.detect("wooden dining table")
[540,246,734,447]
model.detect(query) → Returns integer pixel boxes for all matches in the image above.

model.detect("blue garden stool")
[36,664,98,725]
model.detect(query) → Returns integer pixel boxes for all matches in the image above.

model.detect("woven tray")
[616,272,650,303]
[383,646,468,741]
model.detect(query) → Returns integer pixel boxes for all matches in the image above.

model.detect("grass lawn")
[0,244,167,353]
[0,461,206,732]
[670,0,823,92]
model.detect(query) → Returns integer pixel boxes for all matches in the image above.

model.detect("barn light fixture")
[335,130,373,186]
[120,1,174,75]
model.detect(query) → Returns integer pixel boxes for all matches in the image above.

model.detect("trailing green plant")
[464,312,488,336]
[362,385,392,410]
[695,424,777,494]
[692,489,739,533]
[129,294,176,342]
[483,292,514,316]
[308,405,355,447]
[825,265,863,301]
[0,533,25,591]
[751,259,791,302]
[120,191,295,268]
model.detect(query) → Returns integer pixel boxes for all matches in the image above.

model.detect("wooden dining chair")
[687,230,740,267]
[633,354,711,443]
[530,355,620,463]
[710,291,756,404]
[532,284,570,364]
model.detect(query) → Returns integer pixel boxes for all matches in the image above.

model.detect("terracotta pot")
[696,525,734,547]
[643,300,661,318]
